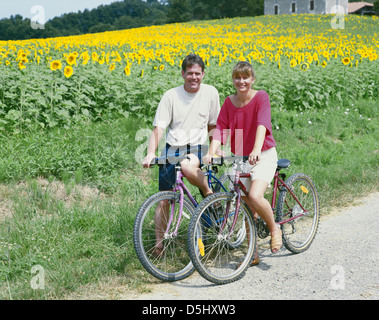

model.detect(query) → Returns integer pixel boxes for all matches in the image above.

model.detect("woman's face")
[233,73,255,94]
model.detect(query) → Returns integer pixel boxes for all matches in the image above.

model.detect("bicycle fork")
[218,180,241,240]
[164,168,189,239]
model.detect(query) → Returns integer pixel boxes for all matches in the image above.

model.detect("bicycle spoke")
[134,191,195,281]
[188,192,256,285]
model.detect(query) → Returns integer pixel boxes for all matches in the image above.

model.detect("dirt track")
[124,192,379,300]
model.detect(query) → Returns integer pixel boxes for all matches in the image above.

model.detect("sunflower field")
[0,14,378,131]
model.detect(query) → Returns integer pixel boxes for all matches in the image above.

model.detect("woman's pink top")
[213,90,276,156]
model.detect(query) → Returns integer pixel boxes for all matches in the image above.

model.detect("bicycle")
[133,150,228,282]
[187,156,320,285]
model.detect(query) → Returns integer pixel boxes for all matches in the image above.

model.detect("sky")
[0,0,121,21]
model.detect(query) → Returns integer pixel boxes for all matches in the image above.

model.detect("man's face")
[182,64,204,93]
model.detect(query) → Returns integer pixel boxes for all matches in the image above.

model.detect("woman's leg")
[241,195,259,262]
[247,179,282,253]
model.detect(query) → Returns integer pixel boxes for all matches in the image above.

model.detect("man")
[142,54,220,256]
[143,54,220,196]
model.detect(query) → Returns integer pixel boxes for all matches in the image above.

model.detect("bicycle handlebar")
[149,154,250,168]
[201,155,250,167]
[150,155,190,167]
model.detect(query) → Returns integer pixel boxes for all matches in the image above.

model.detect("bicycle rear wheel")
[133,191,196,281]
[276,173,320,253]
[187,192,256,285]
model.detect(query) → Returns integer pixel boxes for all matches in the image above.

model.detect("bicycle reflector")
[198,238,205,257]
[300,186,309,194]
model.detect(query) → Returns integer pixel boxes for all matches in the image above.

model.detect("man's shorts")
[226,147,278,192]
[159,144,208,191]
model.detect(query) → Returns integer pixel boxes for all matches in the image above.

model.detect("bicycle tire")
[187,192,256,285]
[133,191,196,281]
[276,173,320,253]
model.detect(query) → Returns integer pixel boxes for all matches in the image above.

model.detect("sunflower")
[342,57,350,65]
[50,60,62,71]
[18,62,26,70]
[159,64,164,71]
[64,66,74,78]
[66,53,77,66]
[124,65,131,76]
[300,62,309,71]
[290,59,297,67]
[92,52,99,62]
[321,61,327,68]
[81,52,90,65]
[109,64,116,71]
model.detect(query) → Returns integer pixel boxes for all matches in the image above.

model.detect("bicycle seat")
[277,159,291,170]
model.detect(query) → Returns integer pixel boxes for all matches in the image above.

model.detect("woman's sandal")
[236,257,259,269]
[270,228,283,253]
[248,258,260,266]
[236,248,259,270]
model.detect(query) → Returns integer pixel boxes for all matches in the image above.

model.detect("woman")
[203,61,282,265]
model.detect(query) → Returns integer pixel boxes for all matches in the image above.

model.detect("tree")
[0,0,264,40]
[167,0,193,23]
[374,0,379,14]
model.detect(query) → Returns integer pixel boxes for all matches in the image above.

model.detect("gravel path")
[125,192,379,300]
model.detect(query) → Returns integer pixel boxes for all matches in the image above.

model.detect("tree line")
[0,0,264,41]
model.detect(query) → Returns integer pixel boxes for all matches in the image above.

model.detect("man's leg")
[180,154,212,197]
[154,163,175,255]
[154,199,170,254]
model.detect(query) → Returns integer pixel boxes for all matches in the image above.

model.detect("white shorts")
[226,147,278,192]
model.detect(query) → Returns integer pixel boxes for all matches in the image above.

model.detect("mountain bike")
[187,156,320,285]
[133,152,227,282]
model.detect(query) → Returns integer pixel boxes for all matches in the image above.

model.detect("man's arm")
[142,126,164,168]
[208,124,216,143]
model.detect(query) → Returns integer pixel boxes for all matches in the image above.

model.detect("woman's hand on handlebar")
[202,153,213,165]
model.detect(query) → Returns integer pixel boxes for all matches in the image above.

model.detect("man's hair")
[182,54,205,72]
[232,61,256,79]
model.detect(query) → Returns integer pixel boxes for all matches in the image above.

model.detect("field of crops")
[0,14,378,131]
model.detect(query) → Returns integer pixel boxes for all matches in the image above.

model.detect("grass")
[0,98,378,299]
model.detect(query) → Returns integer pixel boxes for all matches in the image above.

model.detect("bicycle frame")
[166,165,227,237]
[228,168,308,229]
[272,171,308,225]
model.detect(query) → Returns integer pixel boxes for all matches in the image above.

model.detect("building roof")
[348,2,374,14]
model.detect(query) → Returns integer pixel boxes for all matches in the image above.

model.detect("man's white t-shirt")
[153,84,220,146]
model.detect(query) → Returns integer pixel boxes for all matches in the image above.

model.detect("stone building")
[264,0,349,15]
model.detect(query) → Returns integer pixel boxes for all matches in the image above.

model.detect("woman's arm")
[249,125,266,165]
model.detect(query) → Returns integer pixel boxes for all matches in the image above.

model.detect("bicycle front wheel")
[276,173,320,253]
[133,191,195,281]
[187,192,256,285]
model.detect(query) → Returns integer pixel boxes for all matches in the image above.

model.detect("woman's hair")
[232,61,255,79]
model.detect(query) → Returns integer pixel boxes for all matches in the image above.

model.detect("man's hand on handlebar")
[143,153,156,168]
